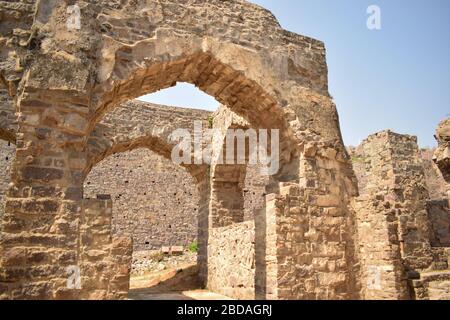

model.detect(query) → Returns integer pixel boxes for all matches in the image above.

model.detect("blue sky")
[139,0,450,147]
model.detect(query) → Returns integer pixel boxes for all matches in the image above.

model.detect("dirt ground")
[128,253,232,300]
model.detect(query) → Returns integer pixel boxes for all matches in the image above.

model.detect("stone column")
[79,197,132,300]
[255,194,279,300]
[196,170,210,286]
[0,91,89,299]
[253,144,360,300]
[352,131,434,300]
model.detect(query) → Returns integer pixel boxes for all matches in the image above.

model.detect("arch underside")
[93,50,297,157]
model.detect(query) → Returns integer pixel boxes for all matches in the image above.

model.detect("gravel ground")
[131,249,197,276]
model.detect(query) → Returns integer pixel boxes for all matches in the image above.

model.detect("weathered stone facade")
[76,197,133,300]
[350,131,450,300]
[0,0,448,300]
[208,221,256,300]
[83,101,268,251]
[0,140,14,220]
[433,119,450,193]
[421,148,448,200]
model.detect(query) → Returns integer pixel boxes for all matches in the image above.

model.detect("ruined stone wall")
[0,0,363,300]
[274,182,357,300]
[433,119,450,187]
[351,144,449,251]
[208,221,256,300]
[351,139,407,300]
[83,100,268,251]
[351,131,434,300]
[0,89,16,143]
[84,148,200,251]
[0,140,14,219]
[427,200,450,247]
[78,198,132,300]
[421,149,448,200]
[421,150,450,249]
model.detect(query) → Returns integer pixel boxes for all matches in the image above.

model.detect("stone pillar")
[352,131,434,300]
[0,93,89,299]
[196,172,210,286]
[255,195,279,300]
[255,145,360,301]
[79,196,132,300]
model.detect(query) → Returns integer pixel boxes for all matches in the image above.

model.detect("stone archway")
[0,0,359,300]
[83,99,212,294]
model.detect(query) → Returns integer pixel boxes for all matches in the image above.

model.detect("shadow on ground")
[128,264,232,300]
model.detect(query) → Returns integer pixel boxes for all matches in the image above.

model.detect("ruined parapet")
[433,119,450,192]
[352,131,434,300]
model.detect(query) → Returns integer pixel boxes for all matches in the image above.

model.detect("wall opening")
[84,147,202,297]
[138,82,220,112]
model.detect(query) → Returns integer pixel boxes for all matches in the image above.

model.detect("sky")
[139,0,450,147]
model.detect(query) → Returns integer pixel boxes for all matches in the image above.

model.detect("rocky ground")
[129,249,227,300]
[131,249,197,276]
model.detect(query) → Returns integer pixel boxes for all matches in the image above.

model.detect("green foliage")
[207,116,214,128]
[351,155,365,163]
[188,241,199,253]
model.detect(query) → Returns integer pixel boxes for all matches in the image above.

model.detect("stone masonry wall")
[433,119,450,187]
[84,148,200,251]
[0,140,14,219]
[351,142,450,261]
[350,131,434,300]
[78,198,133,300]
[0,100,269,254]
[421,150,450,249]
[83,102,269,251]
[0,89,16,143]
[427,200,450,247]
[207,221,256,300]
[421,149,448,200]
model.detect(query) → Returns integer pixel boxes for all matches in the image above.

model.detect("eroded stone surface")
[0,0,447,301]
[434,119,450,188]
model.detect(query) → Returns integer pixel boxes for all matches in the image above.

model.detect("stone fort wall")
[0,99,269,252]
[0,130,446,253]
[83,139,267,252]
[84,148,200,251]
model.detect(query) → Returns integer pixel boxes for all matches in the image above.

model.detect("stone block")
[171,246,184,255]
